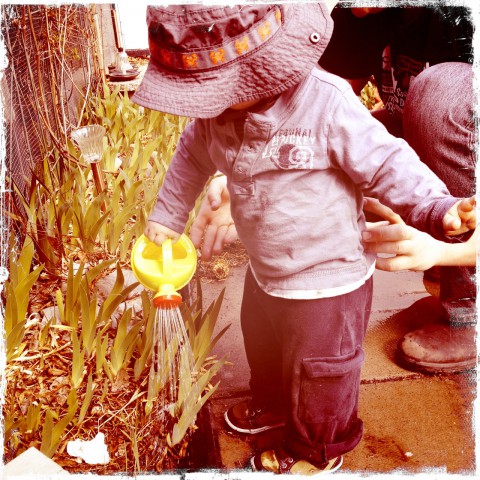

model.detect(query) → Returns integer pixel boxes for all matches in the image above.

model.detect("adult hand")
[363,223,446,272]
[443,196,476,236]
[363,198,442,271]
[190,175,238,261]
[362,197,476,271]
[144,221,181,246]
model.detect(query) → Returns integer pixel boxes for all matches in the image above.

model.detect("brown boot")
[398,323,477,373]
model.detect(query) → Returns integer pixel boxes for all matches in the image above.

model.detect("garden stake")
[71,125,107,204]
[131,234,197,405]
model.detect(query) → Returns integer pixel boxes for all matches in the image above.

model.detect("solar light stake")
[71,125,106,194]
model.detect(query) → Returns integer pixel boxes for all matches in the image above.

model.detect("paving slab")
[202,264,250,397]
[202,264,432,395]
[1,447,69,477]
[346,376,475,474]
[209,374,475,474]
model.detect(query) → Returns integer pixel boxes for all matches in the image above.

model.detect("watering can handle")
[162,238,173,279]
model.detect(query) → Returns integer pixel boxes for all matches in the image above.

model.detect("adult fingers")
[224,224,238,244]
[363,223,413,243]
[201,224,218,261]
[363,197,405,225]
[212,225,229,257]
[201,224,237,261]
[364,239,410,255]
[374,255,413,272]
[190,217,207,248]
[206,176,228,210]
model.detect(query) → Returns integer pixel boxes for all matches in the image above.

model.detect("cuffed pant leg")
[403,62,476,325]
[241,270,373,465]
[285,277,373,465]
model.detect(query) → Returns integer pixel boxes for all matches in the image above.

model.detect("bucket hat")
[132,3,333,118]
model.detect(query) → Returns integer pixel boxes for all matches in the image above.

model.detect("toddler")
[132,3,475,475]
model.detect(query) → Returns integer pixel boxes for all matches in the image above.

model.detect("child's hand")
[144,221,181,246]
[443,196,476,236]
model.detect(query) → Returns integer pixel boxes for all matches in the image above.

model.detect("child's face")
[229,99,261,110]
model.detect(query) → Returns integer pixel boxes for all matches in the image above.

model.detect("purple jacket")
[150,68,458,296]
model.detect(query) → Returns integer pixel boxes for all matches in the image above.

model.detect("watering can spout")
[153,290,182,308]
[131,234,197,308]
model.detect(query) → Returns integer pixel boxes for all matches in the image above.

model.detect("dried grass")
[4,281,202,474]
[197,241,248,283]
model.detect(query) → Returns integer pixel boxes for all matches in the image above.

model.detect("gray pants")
[241,267,373,465]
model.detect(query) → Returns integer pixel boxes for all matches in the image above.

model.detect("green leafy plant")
[4,6,229,472]
[5,244,228,474]
[109,308,142,377]
[183,278,230,370]
[4,75,229,474]
[10,90,188,271]
[133,291,156,380]
[40,390,78,458]
[4,234,43,361]
[169,351,224,447]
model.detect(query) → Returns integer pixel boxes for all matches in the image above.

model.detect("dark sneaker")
[251,446,343,475]
[224,399,286,434]
[398,323,477,373]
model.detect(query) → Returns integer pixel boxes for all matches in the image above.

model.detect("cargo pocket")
[298,347,365,423]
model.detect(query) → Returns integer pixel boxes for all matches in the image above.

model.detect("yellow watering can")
[131,234,197,308]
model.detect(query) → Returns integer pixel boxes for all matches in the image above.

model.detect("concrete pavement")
[201,264,477,475]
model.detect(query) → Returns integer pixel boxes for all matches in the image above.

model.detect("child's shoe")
[251,446,343,475]
[224,399,286,434]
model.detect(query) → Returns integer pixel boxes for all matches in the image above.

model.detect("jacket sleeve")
[327,87,459,240]
[148,119,217,233]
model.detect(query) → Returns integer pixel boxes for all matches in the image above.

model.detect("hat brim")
[132,3,333,119]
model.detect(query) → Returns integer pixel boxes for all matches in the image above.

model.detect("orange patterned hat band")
[148,5,283,72]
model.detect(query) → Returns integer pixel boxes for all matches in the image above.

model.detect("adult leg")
[400,62,476,372]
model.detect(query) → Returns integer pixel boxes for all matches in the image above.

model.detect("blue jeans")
[403,62,476,324]
[374,62,476,325]
[240,267,373,464]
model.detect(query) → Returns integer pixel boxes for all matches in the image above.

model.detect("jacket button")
[309,32,321,44]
